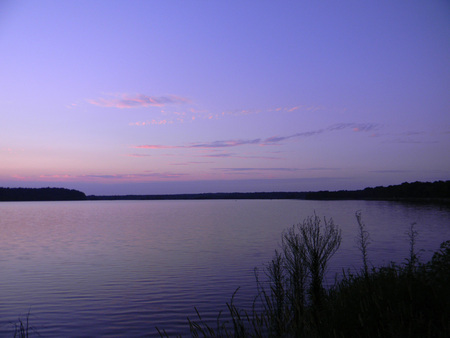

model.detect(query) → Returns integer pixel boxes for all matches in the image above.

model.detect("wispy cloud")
[214,167,340,172]
[210,105,322,120]
[38,174,73,179]
[126,154,153,157]
[390,139,438,144]
[1,147,17,154]
[129,104,322,127]
[369,170,411,173]
[129,120,169,126]
[269,105,323,113]
[135,145,179,149]
[79,172,188,180]
[263,123,380,145]
[214,167,300,172]
[263,130,325,144]
[215,105,306,119]
[27,172,188,182]
[200,152,281,160]
[89,94,189,108]
[374,130,436,144]
[327,123,379,132]
[134,123,380,150]
[135,139,261,150]
[190,139,261,148]
[200,152,234,158]
[169,161,213,166]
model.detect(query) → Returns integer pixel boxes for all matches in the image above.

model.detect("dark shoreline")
[86,192,450,206]
[87,191,308,200]
[1,180,449,204]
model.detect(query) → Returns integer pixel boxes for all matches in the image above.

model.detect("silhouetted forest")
[87,180,449,203]
[304,180,449,201]
[1,180,448,202]
[0,187,87,201]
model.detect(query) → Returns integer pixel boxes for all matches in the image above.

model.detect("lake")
[0,199,449,337]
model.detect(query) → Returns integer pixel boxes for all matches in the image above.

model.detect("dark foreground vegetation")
[0,187,86,201]
[157,213,449,337]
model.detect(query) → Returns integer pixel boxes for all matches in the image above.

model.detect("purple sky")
[1,1,449,195]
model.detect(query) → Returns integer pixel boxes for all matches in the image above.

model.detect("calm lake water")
[0,199,449,337]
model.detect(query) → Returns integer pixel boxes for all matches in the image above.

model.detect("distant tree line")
[88,181,449,202]
[304,180,450,201]
[0,187,87,201]
[1,180,448,202]
[87,191,309,201]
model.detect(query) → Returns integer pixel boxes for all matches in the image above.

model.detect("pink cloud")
[169,161,213,166]
[135,145,178,149]
[129,119,169,126]
[1,147,14,153]
[11,174,28,180]
[89,94,189,109]
[190,139,261,148]
[126,154,152,157]
[39,174,73,179]
[200,153,234,158]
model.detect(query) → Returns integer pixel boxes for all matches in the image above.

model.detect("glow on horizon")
[0,1,449,195]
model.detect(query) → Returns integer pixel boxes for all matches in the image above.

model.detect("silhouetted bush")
[163,213,450,337]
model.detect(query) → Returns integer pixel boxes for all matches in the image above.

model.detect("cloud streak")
[169,161,213,166]
[214,167,340,172]
[135,145,179,149]
[134,123,380,150]
[129,104,322,127]
[89,94,189,108]
[190,139,261,148]
[17,172,189,182]
[264,123,380,145]
[369,170,411,173]
[199,152,281,160]
[135,139,261,150]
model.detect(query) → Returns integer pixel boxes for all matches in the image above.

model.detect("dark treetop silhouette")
[0,187,87,201]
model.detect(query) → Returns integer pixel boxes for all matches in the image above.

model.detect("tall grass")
[324,239,450,337]
[12,311,35,338]
[166,213,450,337]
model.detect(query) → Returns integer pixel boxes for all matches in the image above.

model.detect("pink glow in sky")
[0,1,449,195]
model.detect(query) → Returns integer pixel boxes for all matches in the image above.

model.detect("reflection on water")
[0,200,449,336]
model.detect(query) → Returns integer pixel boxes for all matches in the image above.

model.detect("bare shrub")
[256,213,342,336]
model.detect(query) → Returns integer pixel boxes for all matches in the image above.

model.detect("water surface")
[0,200,449,336]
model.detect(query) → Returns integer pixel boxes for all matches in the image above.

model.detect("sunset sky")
[1,1,449,195]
